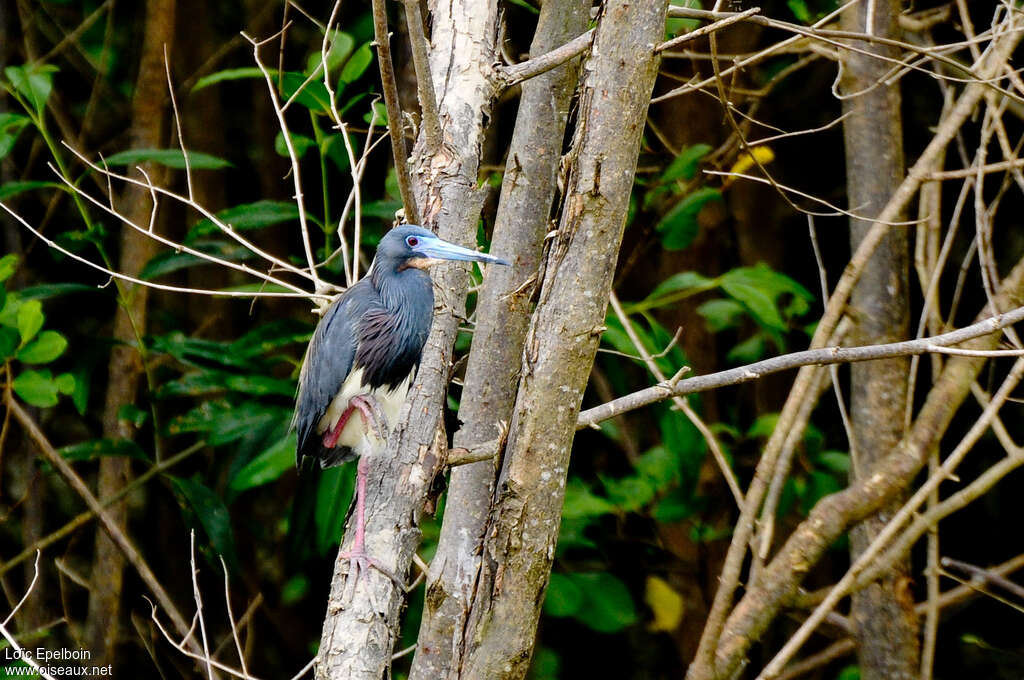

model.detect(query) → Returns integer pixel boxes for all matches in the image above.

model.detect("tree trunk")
[457,1,668,676]
[85,0,174,668]
[841,1,919,678]
[313,1,500,677]
[409,0,588,677]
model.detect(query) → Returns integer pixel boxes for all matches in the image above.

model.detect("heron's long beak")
[420,237,510,266]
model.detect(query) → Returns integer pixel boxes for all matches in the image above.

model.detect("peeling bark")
[314,1,501,678]
[840,1,918,677]
[409,0,589,677]
[457,1,668,677]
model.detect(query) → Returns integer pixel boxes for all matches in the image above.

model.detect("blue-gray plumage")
[294,224,509,469]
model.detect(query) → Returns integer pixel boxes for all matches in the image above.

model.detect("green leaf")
[570,573,638,633]
[187,200,301,241]
[190,67,264,93]
[58,438,149,462]
[697,298,746,332]
[315,465,356,555]
[340,42,374,83]
[173,477,238,568]
[666,0,701,36]
[159,370,294,398]
[4,64,58,115]
[602,474,657,513]
[720,278,785,331]
[230,320,310,358]
[281,574,310,605]
[0,112,31,160]
[305,30,356,75]
[12,369,59,407]
[562,478,616,519]
[544,573,584,617]
[279,72,332,114]
[19,282,98,300]
[835,665,861,680]
[653,487,698,522]
[140,241,256,280]
[0,180,62,201]
[17,330,67,364]
[747,413,779,439]
[229,432,297,495]
[816,451,851,475]
[661,143,712,183]
[118,403,148,428]
[274,131,317,160]
[655,187,722,250]
[0,327,18,359]
[646,271,714,303]
[71,366,90,415]
[55,372,75,396]
[726,333,766,363]
[787,0,812,22]
[0,253,18,282]
[166,400,284,446]
[321,133,353,173]
[360,200,403,220]
[16,299,43,345]
[103,148,232,170]
[363,100,387,126]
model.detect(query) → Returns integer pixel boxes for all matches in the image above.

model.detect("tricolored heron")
[293,224,508,583]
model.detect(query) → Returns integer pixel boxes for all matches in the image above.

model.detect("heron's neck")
[372,265,433,318]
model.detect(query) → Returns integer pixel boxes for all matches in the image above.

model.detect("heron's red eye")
[406,236,419,247]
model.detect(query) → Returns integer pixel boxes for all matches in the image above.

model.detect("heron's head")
[375,225,510,272]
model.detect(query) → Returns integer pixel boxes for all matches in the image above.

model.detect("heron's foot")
[350,394,389,442]
[337,548,405,602]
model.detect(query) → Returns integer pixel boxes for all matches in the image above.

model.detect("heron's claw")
[350,394,389,442]
[337,549,406,603]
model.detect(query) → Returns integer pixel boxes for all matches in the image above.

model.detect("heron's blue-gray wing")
[293,282,373,463]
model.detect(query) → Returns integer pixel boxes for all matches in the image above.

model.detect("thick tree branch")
[314,0,499,677]
[458,1,669,676]
[408,1,589,675]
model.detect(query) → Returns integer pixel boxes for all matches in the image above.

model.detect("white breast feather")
[317,368,412,449]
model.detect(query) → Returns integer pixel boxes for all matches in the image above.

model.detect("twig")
[941,557,1024,602]
[756,357,1024,679]
[0,442,204,578]
[0,556,54,680]
[6,397,201,655]
[221,557,250,679]
[402,0,441,155]
[243,30,322,292]
[498,29,594,87]
[608,292,743,507]
[656,8,760,53]
[370,0,419,224]
[0,201,314,299]
[189,532,215,680]
[577,303,1024,430]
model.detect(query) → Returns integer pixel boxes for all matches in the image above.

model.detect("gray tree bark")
[314,1,500,678]
[409,0,589,677]
[841,1,919,678]
[456,1,669,676]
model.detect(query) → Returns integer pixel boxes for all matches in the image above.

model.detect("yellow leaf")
[645,575,685,632]
[724,145,775,187]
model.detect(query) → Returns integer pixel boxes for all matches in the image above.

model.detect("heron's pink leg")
[337,457,404,600]
[320,394,388,450]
